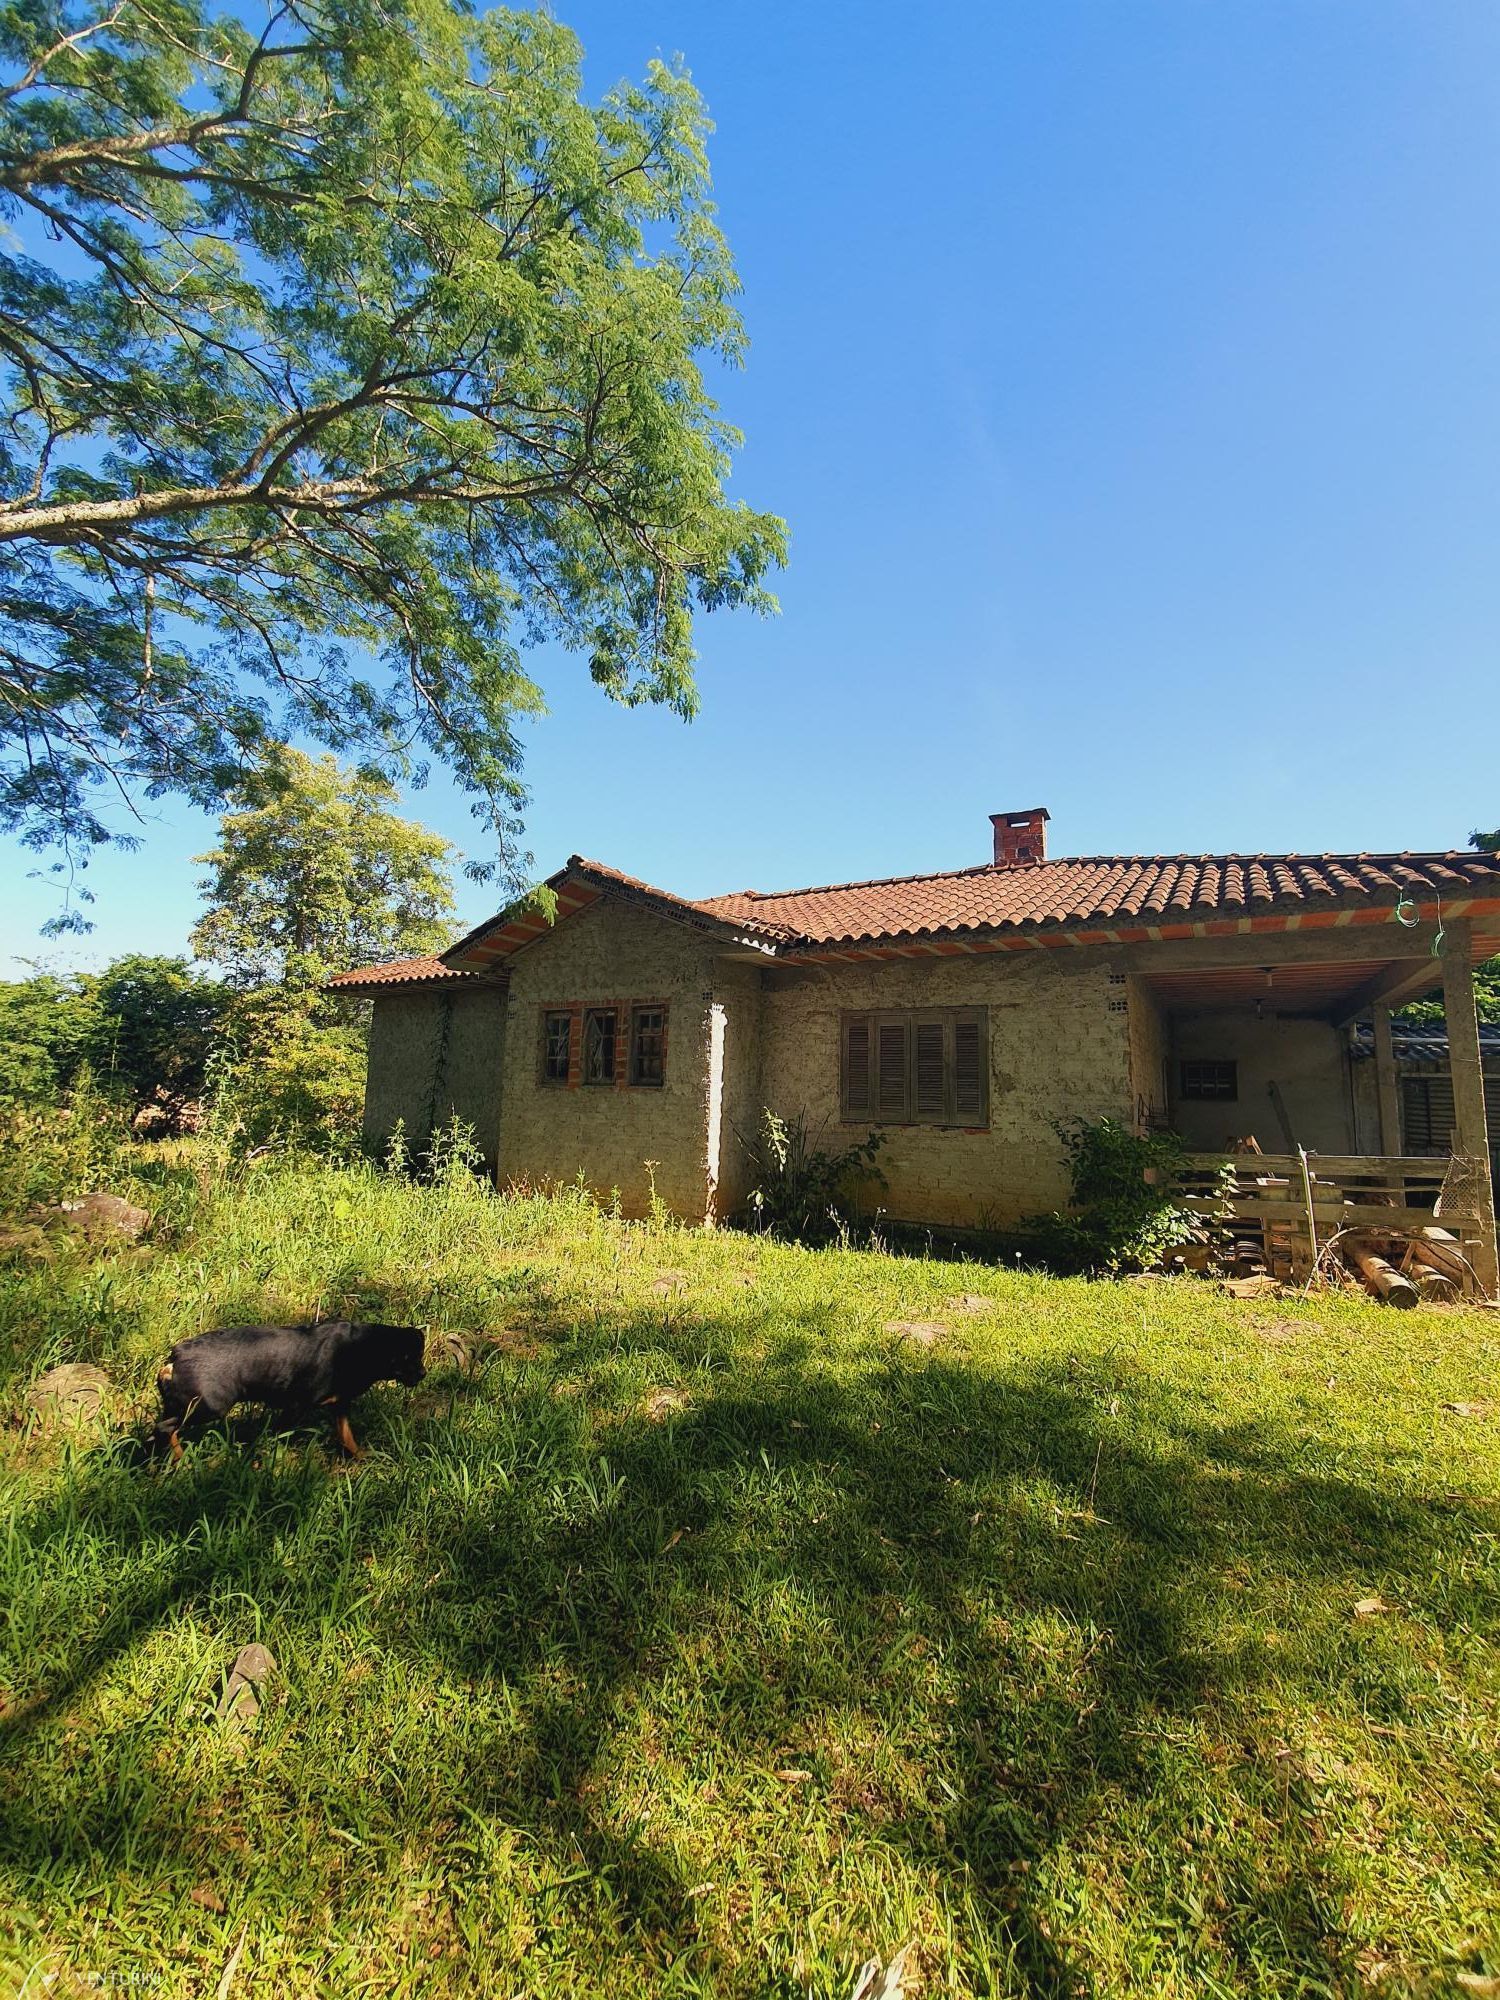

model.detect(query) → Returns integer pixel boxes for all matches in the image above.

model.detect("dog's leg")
[332,1410,364,1460]
[167,1426,182,1465]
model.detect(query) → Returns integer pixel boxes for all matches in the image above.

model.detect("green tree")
[190,748,456,989]
[89,953,230,1101]
[0,968,102,1105]
[0,953,226,1106]
[0,0,783,911]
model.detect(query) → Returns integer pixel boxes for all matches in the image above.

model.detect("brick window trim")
[536,999,670,1091]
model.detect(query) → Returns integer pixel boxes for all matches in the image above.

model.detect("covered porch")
[1129,916,1499,1295]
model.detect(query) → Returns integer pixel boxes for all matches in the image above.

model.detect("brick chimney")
[990,807,1049,867]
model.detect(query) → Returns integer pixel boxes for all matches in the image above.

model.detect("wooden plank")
[1182,1197,1348,1223]
[1180,1152,1445,1176]
[1181,1197,1469,1232]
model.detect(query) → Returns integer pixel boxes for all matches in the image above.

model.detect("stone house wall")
[363,985,508,1170]
[497,896,729,1219]
[756,950,1135,1228]
[1126,978,1170,1131]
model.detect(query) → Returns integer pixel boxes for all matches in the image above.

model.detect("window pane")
[631,1006,665,1085]
[1179,1060,1237,1102]
[584,1010,616,1084]
[543,1012,571,1083]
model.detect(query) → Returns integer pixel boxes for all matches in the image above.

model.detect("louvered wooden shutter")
[953,1014,985,1122]
[842,1014,873,1119]
[914,1020,946,1120]
[875,1018,909,1122]
[1402,1076,1454,1153]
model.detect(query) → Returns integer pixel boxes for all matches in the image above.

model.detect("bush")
[736,1109,885,1244]
[1019,1118,1202,1275]
[0,1068,133,1214]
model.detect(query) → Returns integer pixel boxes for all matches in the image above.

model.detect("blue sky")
[10,0,1500,970]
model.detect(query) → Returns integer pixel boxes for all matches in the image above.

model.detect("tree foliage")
[0,0,783,908]
[0,951,227,1105]
[1401,823,1500,1025]
[190,746,456,988]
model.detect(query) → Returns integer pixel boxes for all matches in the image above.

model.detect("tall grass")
[1,1150,1498,1997]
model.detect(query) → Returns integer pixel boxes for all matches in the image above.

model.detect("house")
[331,808,1500,1290]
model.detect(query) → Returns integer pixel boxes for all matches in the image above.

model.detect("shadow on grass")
[1,1299,1487,1995]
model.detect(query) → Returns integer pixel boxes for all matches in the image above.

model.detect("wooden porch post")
[1372,1004,1402,1155]
[1440,922,1499,1297]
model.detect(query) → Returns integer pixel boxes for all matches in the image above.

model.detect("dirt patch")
[644,1387,691,1421]
[1251,1317,1322,1345]
[884,1319,947,1348]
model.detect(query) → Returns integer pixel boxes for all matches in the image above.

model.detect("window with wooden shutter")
[876,1018,910,1122]
[1402,1075,1455,1153]
[840,1007,988,1127]
[913,1019,946,1120]
[953,1012,986,1123]
[842,1015,873,1118]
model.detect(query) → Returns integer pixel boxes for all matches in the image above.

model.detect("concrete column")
[1440,923,1499,1296]
[1372,1005,1402,1155]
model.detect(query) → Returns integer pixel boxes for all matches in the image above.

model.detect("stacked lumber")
[1340,1224,1468,1306]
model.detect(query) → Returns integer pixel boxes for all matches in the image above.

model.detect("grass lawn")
[2,1154,1498,1998]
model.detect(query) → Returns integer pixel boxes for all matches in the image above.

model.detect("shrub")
[736,1109,885,1244]
[1019,1118,1203,1275]
[0,1068,133,1214]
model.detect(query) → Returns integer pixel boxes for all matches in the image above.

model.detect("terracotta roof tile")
[336,849,1500,986]
[694,851,1500,948]
[326,955,480,991]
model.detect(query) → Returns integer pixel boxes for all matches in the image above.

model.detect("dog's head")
[357,1323,426,1388]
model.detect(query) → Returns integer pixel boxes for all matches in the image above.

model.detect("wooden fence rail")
[1169,1150,1489,1289]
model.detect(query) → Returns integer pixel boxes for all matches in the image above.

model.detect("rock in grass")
[217,1644,276,1728]
[49,1191,150,1243]
[27,1363,111,1423]
[0,1222,52,1261]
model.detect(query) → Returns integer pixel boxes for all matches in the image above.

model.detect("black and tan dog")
[152,1320,425,1461]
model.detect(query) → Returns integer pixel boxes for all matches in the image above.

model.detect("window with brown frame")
[630,1004,666,1086]
[583,1008,617,1084]
[840,1008,988,1127]
[1179,1059,1237,1103]
[541,1010,572,1084]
